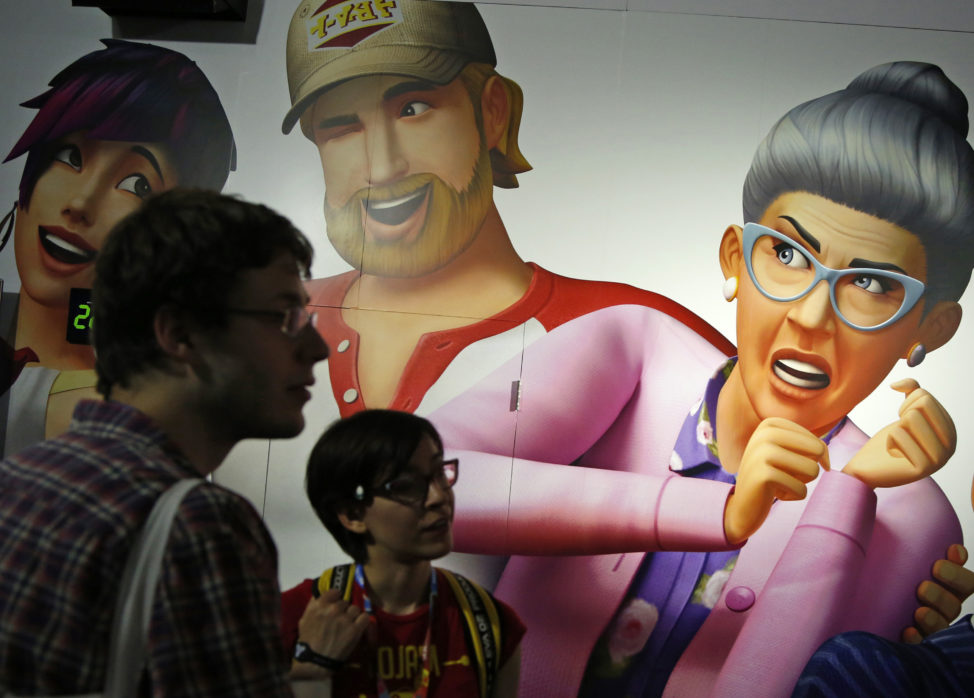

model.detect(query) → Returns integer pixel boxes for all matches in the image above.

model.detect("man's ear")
[481,75,510,151]
[912,300,962,355]
[153,305,194,364]
[719,225,745,280]
[338,506,368,535]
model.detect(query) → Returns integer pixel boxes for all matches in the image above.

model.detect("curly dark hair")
[92,188,313,397]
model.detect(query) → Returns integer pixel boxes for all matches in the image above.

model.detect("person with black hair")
[0,189,328,696]
[281,409,524,697]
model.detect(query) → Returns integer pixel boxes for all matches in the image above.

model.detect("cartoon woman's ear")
[912,300,962,355]
[719,225,744,280]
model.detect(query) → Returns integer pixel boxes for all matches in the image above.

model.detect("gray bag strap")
[1,478,203,698]
[103,478,203,698]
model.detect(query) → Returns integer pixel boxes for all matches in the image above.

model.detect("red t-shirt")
[282,569,525,697]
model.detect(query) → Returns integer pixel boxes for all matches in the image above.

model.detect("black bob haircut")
[306,409,443,563]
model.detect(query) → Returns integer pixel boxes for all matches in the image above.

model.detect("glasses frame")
[355,458,460,507]
[223,306,318,338]
[741,223,926,331]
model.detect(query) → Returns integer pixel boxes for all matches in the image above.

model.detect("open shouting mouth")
[39,226,97,266]
[364,185,429,224]
[773,358,830,390]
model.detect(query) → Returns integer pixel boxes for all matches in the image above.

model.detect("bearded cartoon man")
[263,0,732,580]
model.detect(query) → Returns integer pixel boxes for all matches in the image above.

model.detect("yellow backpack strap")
[440,569,504,698]
[312,563,354,602]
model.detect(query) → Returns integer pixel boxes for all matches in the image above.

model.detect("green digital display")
[66,288,93,345]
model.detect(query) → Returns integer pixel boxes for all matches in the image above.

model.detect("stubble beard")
[323,139,494,278]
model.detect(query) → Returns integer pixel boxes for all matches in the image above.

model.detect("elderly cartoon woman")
[0,39,235,454]
[428,61,973,697]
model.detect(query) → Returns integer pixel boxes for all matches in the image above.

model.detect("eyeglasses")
[224,306,318,338]
[741,223,926,331]
[355,459,459,507]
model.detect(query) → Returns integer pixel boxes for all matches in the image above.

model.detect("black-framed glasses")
[224,306,318,338]
[741,223,926,331]
[355,459,459,506]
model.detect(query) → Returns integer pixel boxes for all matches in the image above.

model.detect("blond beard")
[324,141,493,278]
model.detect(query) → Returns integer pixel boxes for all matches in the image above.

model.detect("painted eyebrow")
[315,80,439,130]
[778,215,820,253]
[315,112,359,131]
[849,258,909,275]
[383,80,437,100]
[131,146,165,181]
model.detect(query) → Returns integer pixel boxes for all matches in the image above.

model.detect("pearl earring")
[722,276,738,302]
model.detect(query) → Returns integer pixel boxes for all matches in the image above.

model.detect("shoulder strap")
[315,563,354,602]
[103,478,203,698]
[440,569,504,698]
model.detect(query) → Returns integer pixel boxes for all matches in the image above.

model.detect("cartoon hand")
[292,588,370,678]
[902,543,974,643]
[724,417,830,545]
[843,379,956,489]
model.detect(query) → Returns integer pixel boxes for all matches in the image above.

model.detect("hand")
[901,543,974,643]
[292,588,370,678]
[724,417,830,545]
[843,379,956,489]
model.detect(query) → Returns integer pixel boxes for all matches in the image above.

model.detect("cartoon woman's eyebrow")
[778,215,821,252]
[130,145,165,180]
[849,258,908,275]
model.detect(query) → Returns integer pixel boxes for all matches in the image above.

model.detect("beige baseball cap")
[283,0,497,137]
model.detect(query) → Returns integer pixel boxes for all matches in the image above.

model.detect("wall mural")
[1,0,972,696]
[0,38,234,456]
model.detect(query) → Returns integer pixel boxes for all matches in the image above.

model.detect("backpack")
[315,564,504,698]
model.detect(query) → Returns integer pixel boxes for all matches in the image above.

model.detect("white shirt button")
[337,339,350,352]
[343,389,358,403]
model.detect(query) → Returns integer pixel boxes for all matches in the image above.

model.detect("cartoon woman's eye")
[852,273,890,294]
[53,144,82,171]
[400,101,431,117]
[772,242,810,269]
[116,174,152,199]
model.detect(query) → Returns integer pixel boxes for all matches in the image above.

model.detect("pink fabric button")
[725,586,755,612]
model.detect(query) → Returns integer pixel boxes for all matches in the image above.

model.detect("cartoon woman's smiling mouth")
[38,226,97,266]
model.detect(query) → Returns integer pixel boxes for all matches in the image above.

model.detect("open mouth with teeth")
[364,185,430,227]
[773,358,830,390]
[39,227,97,266]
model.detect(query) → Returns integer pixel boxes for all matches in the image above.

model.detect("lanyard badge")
[355,564,438,698]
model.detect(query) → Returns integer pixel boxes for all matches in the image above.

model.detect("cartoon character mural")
[260,0,736,594]
[428,60,972,696]
[0,38,235,456]
[252,1,971,695]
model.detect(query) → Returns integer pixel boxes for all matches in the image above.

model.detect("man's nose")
[364,121,408,186]
[298,321,329,364]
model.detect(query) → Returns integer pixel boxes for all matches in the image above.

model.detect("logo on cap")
[306,0,404,50]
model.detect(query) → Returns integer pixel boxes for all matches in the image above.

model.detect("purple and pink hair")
[5,38,236,208]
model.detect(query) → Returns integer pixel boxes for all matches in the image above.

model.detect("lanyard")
[355,564,437,698]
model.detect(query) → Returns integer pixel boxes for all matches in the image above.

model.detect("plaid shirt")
[0,399,293,697]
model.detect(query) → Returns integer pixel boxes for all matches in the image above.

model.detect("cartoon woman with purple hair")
[0,38,235,454]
